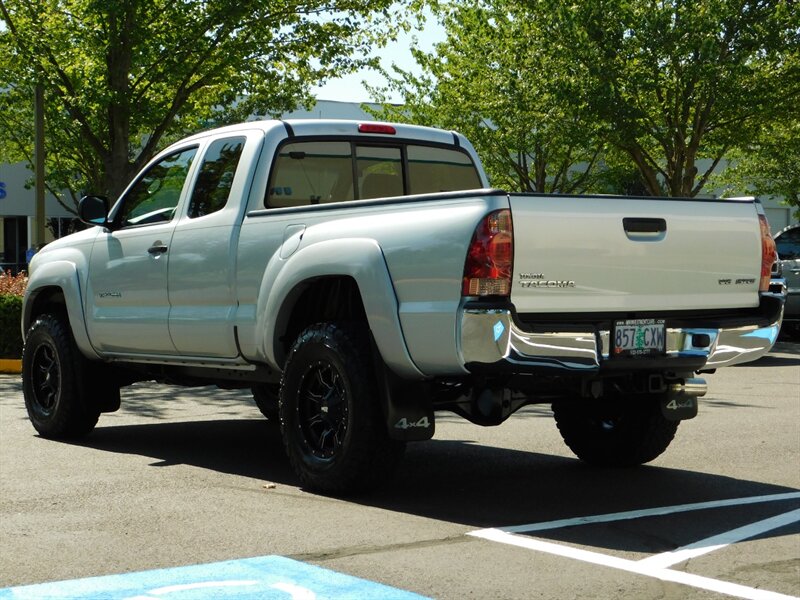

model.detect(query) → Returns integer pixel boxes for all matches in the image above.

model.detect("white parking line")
[638,508,800,569]
[469,493,800,600]
[470,529,797,600]
[499,492,800,534]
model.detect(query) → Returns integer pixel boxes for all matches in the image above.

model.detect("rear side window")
[188,137,246,218]
[265,138,481,209]
[407,145,482,194]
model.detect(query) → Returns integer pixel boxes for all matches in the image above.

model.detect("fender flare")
[254,238,424,380]
[23,260,100,360]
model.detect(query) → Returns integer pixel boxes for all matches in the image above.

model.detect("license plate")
[613,319,665,357]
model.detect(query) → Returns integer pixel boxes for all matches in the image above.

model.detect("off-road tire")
[552,397,679,466]
[279,322,405,494]
[251,384,280,420]
[22,314,100,438]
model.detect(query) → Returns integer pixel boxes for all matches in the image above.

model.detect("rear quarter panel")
[237,192,509,376]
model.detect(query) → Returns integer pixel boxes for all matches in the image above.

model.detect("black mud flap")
[371,340,434,441]
[660,394,698,421]
[78,362,122,413]
[660,377,706,421]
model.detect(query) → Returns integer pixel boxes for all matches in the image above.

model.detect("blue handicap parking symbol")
[0,555,429,600]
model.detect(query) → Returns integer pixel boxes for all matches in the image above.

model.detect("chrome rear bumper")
[458,294,784,374]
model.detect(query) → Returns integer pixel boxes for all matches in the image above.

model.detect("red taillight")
[358,123,396,135]
[462,209,513,296]
[758,213,777,292]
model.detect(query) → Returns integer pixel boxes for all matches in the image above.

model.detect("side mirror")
[78,195,110,227]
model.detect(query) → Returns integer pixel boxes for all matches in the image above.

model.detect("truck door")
[85,146,198,355]
[167,134,255,357]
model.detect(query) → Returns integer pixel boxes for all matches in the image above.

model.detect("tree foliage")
[537,0,800,197]
[372,0,799,197]
[715,113,800,212]
[0,0,395,207]
[367,3,608,193]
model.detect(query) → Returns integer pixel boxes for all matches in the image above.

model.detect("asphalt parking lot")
[1,342,798,599]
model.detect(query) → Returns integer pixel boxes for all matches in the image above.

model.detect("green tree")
[374,0,798,198]
[0,0,394,207]
[367,3,608,193]
[533,0,799,197]
[715,115,800,212]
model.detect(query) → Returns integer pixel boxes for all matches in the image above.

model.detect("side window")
[407,145,482,194]
[267,141,353,208]
[188,137,246,219]
[356,146,403,199]
[118,148,197,227]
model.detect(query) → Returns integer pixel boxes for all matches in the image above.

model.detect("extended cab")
[21,120,783,493]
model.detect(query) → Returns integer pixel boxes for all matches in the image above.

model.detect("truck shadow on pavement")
[377,439,800,555]
[67,414,800,557]
[6,373,795,560]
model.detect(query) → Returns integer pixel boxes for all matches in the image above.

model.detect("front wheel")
[22,314,100,439]
[279,322,405,494]
[251,383,279,420]
[552,396,679,466]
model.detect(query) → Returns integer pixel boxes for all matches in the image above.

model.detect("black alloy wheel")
[28,341,61,421]
[22,314,100,438]
[279,322,405,494]
[296,360,348,459]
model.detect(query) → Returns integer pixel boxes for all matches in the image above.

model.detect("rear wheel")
[22,314,100,438]
[552,396,678,466]
[279,322,405,494]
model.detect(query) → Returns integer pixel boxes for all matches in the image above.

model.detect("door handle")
[147,242,168,255]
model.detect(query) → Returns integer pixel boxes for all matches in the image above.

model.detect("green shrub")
[0,271,26,358]
[0,294,23,358]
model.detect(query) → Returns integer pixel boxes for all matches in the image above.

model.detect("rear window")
[265,139,480,208]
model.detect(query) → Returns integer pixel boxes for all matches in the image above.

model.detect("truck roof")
[176,118,463,148]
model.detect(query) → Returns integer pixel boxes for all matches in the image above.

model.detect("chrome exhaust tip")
[661,377,707,421]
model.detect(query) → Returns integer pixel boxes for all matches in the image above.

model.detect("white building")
[1,99,795,272]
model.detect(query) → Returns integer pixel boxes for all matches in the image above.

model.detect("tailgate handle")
[623,218,666,240]
[623,218,666,233]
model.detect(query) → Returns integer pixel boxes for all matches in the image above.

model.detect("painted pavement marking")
[0,555,429,600]
[469,492,800,600]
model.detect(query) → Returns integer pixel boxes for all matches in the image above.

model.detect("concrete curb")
[0,359,21,374]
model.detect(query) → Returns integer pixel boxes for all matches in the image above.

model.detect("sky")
[309,16,445,104]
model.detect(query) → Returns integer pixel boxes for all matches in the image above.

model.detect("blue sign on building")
[0,181,6,200]
[0,555,430,600]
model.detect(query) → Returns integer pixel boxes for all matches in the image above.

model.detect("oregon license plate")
[613,319,665,357]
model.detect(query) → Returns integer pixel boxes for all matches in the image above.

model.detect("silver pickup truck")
[21,119,784,493]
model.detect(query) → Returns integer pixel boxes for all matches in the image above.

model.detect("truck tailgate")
[508,194,762,314]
